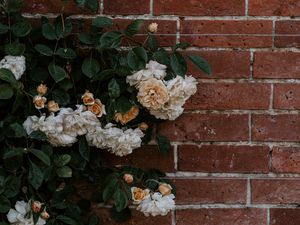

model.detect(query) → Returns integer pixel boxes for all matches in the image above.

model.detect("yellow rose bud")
[139,122,148,131]
[31,201,42,213]
[81,90,95,106]
[88,99,105,117]
[148,22,158,33]
[123,173,133,184]
[158,183,172,196]
[131,187,150,203]
[114,106,139,125]
[33,95,47,109]
[47,100,60,112]
[36,84,48,96]
[40,211,50,220]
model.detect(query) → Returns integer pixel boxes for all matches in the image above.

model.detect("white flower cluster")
[7,201,46,225]
[0,55,26,80]
[126,60,198,120]
[23,106,144,156]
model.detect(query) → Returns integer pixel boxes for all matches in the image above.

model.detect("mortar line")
[246,178,251,206]
[270,83,274,110]
[245,0,249,17]
[176,19,180,44]
[99,0,104,14]
[250,49,254,79]
[173,144,178,171]
[248,113,252,143]
[166,172,300,178]
[172,210,176,225]
[272,20,276,48]
[267,208,270,225]
[175,204,299,209]
[149,0,154,16]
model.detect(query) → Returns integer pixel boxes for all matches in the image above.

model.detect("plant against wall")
[0,0,211,224]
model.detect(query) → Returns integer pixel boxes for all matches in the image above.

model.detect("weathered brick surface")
[176,209,267,225]
[178,145,269,173]
[274,84,300,109]
[154,0,245,16]
[271,147,300,173]
[103,0,150,15]
[252,115,300,141]
[158,114,249,142]
[275,21,300,47]
[185,83,271,110]
[253,52,300,78]
[180,20,273,48]
[251,179,300,204]
[270,209,300,225]
[249,0,300,16]
[173,178,247,204]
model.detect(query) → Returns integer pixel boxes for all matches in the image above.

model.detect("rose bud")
[33,96,47,109]
[158,183,172,196]
[139,122,149,131]
[81,90,95,106]
[148,22,158,33]
[41,211,50,220]
[88,99,106,118]
[47,100,60,112]
[31,201,42,213]
[114,106,139,125]
[123,173,133,184]
[131,187,150,204]
[36,84,48,96]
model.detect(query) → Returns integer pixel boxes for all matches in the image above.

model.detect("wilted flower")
[40,211,50,220]
[81,90,95,105]
[114,106,139,125]
[87,99,106,118]
[158,183,172,196]
[0,55,26,80]
[33,95,47,109]
[31,201,42,213]
[36,84,48,96]
[138,122,149,131]
[131,187,150,204]
[123,173,134,184]
[148,22,158,33]
[47,100,59,112]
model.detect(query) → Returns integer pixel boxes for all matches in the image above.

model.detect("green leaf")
[8,123,26,137]
[81,58,100,78]
[92,17,113,28]
[125,19,143,36]
[74,0,99,12]
[108,79,120,99]
[56,166,72,178]
[156,134,171,156]
[78,33,94,45]
[102,177,118,202]
[30,149,51,166]
[11,21,32,37]
[153,49,169,65]
[57,215,77,225]
[115,97,132,114]
[111,206,131,222]
[0,68,17,84]
[29,68,49,82]
[99,31,122,49]
[79,136,90,161]
[113,189,129,212]
[188,54,212,75]
[6,0,23,12]
[4,176,21,198]
[91,69,114,82]
[4,42,25,56]
[0,23,9,34]
[0,84,14,99]
[88,214,99,225]
[28,161,44,190]
[42,23,56,40]
[172,42,190,52]
[34,44,53,56]
[170,52,187,76]
[48,63,67,83]
[55,19,73,39]
[29,130,48,141]
[0,195,10,213]
[3,148,24,159]
[52,88,70,106]
[127,47,148,70]
[148,35,158,51]
[54,154,71,167]
[56,48,77,59]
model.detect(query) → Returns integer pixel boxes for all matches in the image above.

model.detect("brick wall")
[24,0,300,224]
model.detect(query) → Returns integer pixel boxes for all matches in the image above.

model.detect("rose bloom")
[47,100,59,112]
[123,173,134,184]
[40,211,50,220]
[148,22,158,33]
[31,201,42,213]
[33,95,47,109]
[139,122,148,131]
[131,187,150,204]
[137,78,169,111]
[114,106,139,125]
[158,183,172,196]
[37,84,48,95]
[88,99,106,117]
[81,90,95,105]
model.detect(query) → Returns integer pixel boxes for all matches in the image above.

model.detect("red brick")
[154,0,245,16]
[274,84,300,109]
[186,50,250,79]
[275,21,300,47]
[253,52,300,78]
[23,0,94,14]
[176,209,267,225]
[100,145,175,173]
[173,178,247,204]
[252,115,300,141]
[185,83,271,110]
[92,206,172,225]
[158,114,249,142]
[178,145,269,173]
[249,0,300,16]
[180,20,273,48]
[251,179,300,204]
[103,0,149,15]
[272,147,300,173]
[270,209,300,225]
